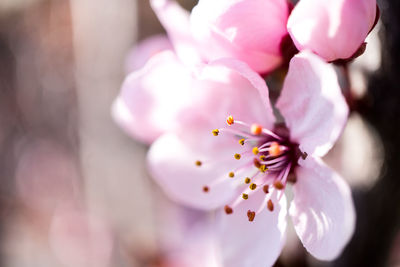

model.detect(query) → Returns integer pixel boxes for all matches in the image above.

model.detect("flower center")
[196,115,307,222]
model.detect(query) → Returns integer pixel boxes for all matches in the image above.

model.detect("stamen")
[280,162,292,185]
[263,185,269,194]
[212,129,219,136]
[204,117,295,220]
[243,138,262,144]
[249,183,257,190]
[218,128,260,139]
[266,160,290,171]
[258,141,274,150]
[252,147,259,155]
[226,115,234,125]
[250,124,262,135]
[259,165,267,173]
[261,128,283,140]
[247,210,256,222]
[235,119,282,139]
[232,120,251,128]
[230,177,263,209]
[274,181,285,190]
[253,158,261,168]
[224,205,233,214]
[261,156,288,165]
[267,199,274,211]
[195,160,202,167]
[259,146,289,155]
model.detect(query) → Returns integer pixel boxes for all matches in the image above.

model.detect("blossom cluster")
[113,0,378,266]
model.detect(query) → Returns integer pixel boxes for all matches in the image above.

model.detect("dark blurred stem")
[340,63,356,111]
[334,0,400,266]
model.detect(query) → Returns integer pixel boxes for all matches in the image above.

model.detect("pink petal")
[150,0,202,66]
[164,213,220,267]
[207,58,275,127]
[156,199,219,267]
[147,133,239,210]
[175,58,276,141]
[287,0,377,61]
[112,51,193,144]
[216,190,287,267]
[146,58,276,209]
[124,34,173,73]
[290,156,355,260]
[190,0,289,73]
[276,51,348,157]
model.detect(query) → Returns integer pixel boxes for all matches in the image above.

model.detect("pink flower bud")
[288,0,377,62]
[191,0,290,73]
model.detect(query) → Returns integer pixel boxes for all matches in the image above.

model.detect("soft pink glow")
[49,206,113,267]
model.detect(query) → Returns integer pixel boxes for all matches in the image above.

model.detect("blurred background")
[0,0,399,266]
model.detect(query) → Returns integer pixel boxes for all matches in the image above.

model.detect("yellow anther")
[242,193,249,200]
[195,160,202,167]
[212,129,219,136]
[244,177,251,184]
[252,147,259,155]
[239,139,245,146]
[234,153,241,160]
[251,124,262,135]
[229,172,235,178]
[259,164,267,173]
[226,115,234,125]
[259,155,266,161]
[249,183,257,190]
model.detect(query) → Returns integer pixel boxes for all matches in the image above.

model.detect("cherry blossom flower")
[113,49,285,266]
[190,0,290,73]
[287,0,378,62]
[113,48,355,265]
